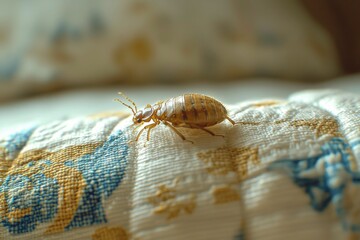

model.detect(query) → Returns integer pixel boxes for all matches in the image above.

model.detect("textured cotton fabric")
[0,90,359,239]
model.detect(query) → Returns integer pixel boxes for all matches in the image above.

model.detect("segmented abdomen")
[157,94,227,127]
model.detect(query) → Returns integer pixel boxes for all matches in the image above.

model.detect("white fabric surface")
[1,75,359,133]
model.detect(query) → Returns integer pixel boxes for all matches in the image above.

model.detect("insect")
[114,92,237,143]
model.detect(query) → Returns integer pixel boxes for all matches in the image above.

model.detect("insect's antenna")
[114,98,136,115]
[118,92,138,112]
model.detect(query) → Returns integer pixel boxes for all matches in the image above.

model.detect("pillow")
[0,90,358,239]
[0,0,341,101]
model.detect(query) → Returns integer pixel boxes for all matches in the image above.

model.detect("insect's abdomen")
[157,94,227,127]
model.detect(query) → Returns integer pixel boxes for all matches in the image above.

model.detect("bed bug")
[114,92,236,143]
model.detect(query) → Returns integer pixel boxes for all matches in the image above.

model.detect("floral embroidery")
[197,147,259,183]
[212,185,240,204]
[288,119,342,137]
[147,184,196,220]
[0,130,129,234]
[269,138,360,231]
[92,226,130,240]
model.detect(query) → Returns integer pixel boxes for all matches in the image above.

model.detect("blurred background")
[0,0,359,132]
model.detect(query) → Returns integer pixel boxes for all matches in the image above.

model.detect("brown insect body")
[115,93,235,144]
[157,94,228,127]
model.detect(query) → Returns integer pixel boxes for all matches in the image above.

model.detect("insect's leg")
[225,116,236,125]
[135,123,158,142]
[132,122,143,133]
[163,121,194,144]
[135,126,147,142]
[127,123,144,144]
[146,123,158,141]
[136,124,155,141]
[191,125,225,138]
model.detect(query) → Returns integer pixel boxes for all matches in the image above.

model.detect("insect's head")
[133,111,143,124]
[114,92,155,125]
[114,92,140,124]
[133,106,154,124]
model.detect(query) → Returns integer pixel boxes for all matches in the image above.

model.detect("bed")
[0,1,359,239]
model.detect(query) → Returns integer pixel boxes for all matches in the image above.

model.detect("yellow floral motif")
[348,233,360,240]
[92,226,130,240]
[128,37,152,61]
[130,1,150,13]
[0,192,31,223]
[147,184,196,220]
[0,146,6,160]
[0,143,101,234]
[11,143,100,166]
[113,36,153,81]
[198,147,258,205]
[0,29,9,44]
[0,160,12,179]
[0,192,6,218]
[342,182,360,229]
[197,147,259,183]
[212,185,240,204]
[43,163,86,234]
[0,145,10,179]
[7,208,32,224]
[288,119,341,138]
[234,118,341,138]
[114,36,153,63]
[235,121,262,126]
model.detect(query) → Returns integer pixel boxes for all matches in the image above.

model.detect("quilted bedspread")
[0,90,359,240]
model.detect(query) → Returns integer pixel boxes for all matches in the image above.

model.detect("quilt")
[0,90,359,240]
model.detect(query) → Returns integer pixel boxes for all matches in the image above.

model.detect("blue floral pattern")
[269,137,360,231]
[0,129,129,235]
